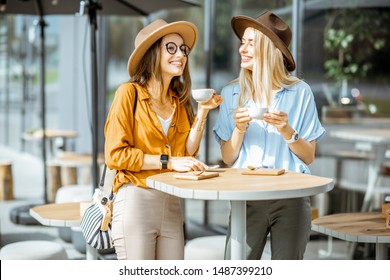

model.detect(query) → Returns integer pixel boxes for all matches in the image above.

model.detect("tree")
[323,8,389,84]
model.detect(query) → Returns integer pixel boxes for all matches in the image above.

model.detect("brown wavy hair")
[130,38,195,123]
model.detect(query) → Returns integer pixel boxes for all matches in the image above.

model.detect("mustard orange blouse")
[104,82,192,192]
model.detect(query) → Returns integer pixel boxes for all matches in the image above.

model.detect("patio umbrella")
[1,0,199,203]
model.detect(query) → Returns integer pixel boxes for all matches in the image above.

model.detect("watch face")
[294,132,299,141]
[160,154,169,169]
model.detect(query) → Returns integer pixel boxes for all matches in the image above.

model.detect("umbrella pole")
[38,16,48,203]
[204,0,215,166]
[87,1,102,192]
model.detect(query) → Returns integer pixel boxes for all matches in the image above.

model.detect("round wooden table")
[146,168,334,259]
[312,212,390,260]
[29,202,97,260]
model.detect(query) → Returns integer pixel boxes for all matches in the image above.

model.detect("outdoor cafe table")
[330,129,390,212]
[312,212,390,260]
[146,168,334,260]
[23,129,78,158]
[29,202,97,260]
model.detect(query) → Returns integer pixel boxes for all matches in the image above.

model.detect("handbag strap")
[100,83,138,198]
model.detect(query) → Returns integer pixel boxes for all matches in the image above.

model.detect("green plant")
[324,9,389,84]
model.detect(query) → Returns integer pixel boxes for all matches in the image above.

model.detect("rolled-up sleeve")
[213,83,238,145]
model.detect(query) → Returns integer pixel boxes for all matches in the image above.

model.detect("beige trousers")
[111,184,184,260]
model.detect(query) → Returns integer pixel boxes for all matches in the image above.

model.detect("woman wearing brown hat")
[104,19,222,260]
[213,11,325,259]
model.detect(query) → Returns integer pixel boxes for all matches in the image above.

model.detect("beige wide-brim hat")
[231,11,296,71]
[128,19,198,77]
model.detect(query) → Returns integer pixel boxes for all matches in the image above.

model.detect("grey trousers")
[224,197,312,260]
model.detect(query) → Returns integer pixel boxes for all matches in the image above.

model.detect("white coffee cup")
[248,107,268,120]
[191,88,214,103]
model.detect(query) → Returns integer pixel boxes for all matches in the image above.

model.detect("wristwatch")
[285,130,299,144]
[160,154,169,169]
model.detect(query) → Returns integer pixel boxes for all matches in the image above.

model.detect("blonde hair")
[238,28,300,108]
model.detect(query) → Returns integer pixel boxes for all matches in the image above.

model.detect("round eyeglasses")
[165,42,191,57]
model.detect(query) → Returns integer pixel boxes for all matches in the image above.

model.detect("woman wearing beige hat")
[104,19,222,260]
[213,11,325,259]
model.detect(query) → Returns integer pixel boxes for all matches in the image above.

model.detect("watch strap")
[285,130,299,144]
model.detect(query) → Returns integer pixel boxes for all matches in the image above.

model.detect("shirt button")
[165,144,170,148]
[170,122,175,127]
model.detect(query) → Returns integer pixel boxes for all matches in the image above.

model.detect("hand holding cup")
[191,88,214,103]
[247,107,268,120]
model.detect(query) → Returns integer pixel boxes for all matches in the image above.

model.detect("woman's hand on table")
[169,156,208,172]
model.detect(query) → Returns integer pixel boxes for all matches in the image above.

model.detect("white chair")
[184,235,226,260]
[0,240,68,260]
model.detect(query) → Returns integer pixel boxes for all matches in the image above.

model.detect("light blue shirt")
[213,81,325,174]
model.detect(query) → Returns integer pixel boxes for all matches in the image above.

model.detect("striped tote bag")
[80,192,113,250]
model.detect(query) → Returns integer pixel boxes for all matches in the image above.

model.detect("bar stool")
[47,162,78,203]
[0,240,68,260]
[184,235,226,260]
[0,160,14,201]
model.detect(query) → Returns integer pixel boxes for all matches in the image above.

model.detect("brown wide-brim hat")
[128,19,198,77]
[231,11,296,71]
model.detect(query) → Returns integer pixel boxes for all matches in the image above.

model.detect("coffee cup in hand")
[191,88,214,103]
[248,107,268,120]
